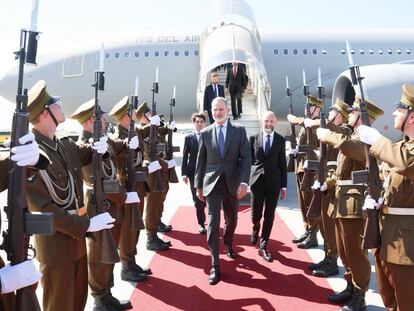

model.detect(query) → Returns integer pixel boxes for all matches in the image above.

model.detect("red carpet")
[130,206,337,310]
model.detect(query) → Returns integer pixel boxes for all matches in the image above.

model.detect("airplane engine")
[332,63,414,140]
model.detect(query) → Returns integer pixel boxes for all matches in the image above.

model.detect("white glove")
[90,136,108,154]
[150,115,161,126]
[9,133,40,166]
[316,128,330,140]
[287,114,295,124]
[125,192,140,204]
[304,118,313,128]
[168,120,176,130]
[320,182,328,191]
[167,159,176,168]
[288,148,298,156]
[148,160,161,173]
[303,160,308,169]
[357,125,383,146]
[0,260,42,294]
[311,180,321,190]
[87,212,115,232]
[126,136,139,150]
[362,195,384,211]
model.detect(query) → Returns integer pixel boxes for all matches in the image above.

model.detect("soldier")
[287,95,321,249]
[25,80,115,311]
[72,99,144,310]
[0,133,44,310]
[317,96,384,311]
[357,84,414,311]
[308,98,350,277]
[108,97,153,278]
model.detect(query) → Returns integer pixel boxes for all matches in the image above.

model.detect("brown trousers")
[335,218,371,292]
[157,168,170,224]
[375,253,414,311]
[0,257,15,311]
[41,255,88,311]
[296,172,319,232]
[145,190,164,234]
[319,191,338,259]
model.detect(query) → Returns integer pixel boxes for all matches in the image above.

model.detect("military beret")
[348,96,384,121]
[71,98,106,124]
[394,84,414,110]
[330,98,350,121]
[308,95,323,108]
[136,101,151,119]
[109,96,129,120]
[28,80,60,123]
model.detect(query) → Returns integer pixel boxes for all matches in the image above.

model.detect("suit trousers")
[230,92,242,117]
[206,174,238,266]
[296,172,319,232]
[251,175,279,246]
[319,191,338,259]
[189,174,206,226]
[41,255,88,311]
[374,253,414,311]
[207,109,214,125]
[335,218,371,292]
[0,257,15,311]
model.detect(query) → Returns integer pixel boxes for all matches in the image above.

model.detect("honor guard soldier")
[357,84,414,311]
[0,134,45,311]
[308,98,350,277]
[317,96,384,311]
[25,80,115,311]
[287,95,321,249]
[72,99,143,310]
[108,96,153,278]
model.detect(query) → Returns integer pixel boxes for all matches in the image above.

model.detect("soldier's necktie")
[265,134,271,156]
[218,125,225,158]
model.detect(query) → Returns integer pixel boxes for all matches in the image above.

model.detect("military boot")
[339,291,366,311]
[328,282,354,304]
[93,293,132,311]
[146,233,170,251]
[309,255,328,271]
[156,235,172,247]
[292,230,309,244]
[297,231,318,249]
[157,222,172,232]
[121,261,149,282]
[312,257,339,277]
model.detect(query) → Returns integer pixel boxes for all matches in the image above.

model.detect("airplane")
[0,0,413,140]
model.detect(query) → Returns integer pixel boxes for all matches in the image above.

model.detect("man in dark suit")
[182,113,207,234]
[250,111,287,262]
[203,72,225,124]
[225,62,246,120]
[195,97,251,285]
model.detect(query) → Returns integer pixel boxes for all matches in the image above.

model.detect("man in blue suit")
[203,72,225,124]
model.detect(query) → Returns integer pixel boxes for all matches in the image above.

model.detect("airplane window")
[322,49,327,55]
[175,51,179,56]
[387,49,393,55]
[115,52,120,58]
[303,49,307,55]
[144,51,149,57]
[134,52,139,57]
[124,52,130,58]
[312,49,317,55]
[164,51,169,56]
[154,51,159,57]
[359,49,364,55]
[369,49,374,54]
[293,49,298,55]
[105,53,110,59]
[340,49,346,54]
[273,49,278,55]
[184,51,189,56]
[407,49,411,55]
[397,49,402,54]
[283,49,288,55]
[351,49,355,55]
[195,50,199,56]
[378,49,383,54]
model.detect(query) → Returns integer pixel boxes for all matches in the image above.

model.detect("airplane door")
[62,53,84,78]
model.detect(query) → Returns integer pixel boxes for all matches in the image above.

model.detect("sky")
[0,0,413,127]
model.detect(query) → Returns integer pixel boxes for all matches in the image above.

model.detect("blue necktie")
[218,125,225,158]
[265,135,271,156]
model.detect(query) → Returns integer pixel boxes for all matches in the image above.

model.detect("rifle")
[307,82,327,219]
[347,44,382,249]
[165,97,180,183]
[126,95,145,230]
[1,21,55,311]
[149,81,164,192]
[286,78,297,173]
[91,70,120,264]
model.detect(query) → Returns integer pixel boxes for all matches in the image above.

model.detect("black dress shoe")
[292,230,309,244]
[296,233,318,249]
[199,226,207,234]
[339,292,366,311]
[226,248,236,259]
[328,283,354,304]
[258,248,273,262]
[233,116,238,120]
[250,231,258,245]
[209,266,220,285]
[312,259,339,277]
[94,293,132,311]
[157,222,172,232]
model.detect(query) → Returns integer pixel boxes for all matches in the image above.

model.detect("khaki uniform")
[369,136,414,310]
[26,129,92,311]
[157,130,170,226]
[78,131,126,298]
[322,130,371,293]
